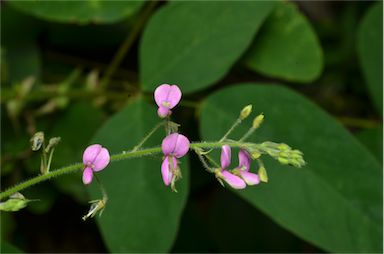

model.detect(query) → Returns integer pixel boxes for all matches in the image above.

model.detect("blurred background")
[1,1,382,253]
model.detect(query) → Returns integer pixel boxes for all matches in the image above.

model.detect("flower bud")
[277,143,290,151]
[250,150,261,159]
[30,132,45,151]
[258,166,268,183]
[252,113,264,129]
[239,105,252,120]
[278,157,290,165]
[0,193,35,212]
[45,137,61,153]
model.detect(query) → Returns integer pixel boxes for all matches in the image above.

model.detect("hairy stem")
[0,141,258,200]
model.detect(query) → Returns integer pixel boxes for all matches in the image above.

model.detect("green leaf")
[8,1,144,24]
[140,1,276,93]
[355,127,383,164]
[88,97,189,252]
[357,3,383,113]
[0,241,23,253]
[200,84,382,252]
[1,6,41,84]
[245,2,323,83]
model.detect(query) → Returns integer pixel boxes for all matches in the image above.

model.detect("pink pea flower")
[161,133,190,186]
[237,149,260,185]
[82,144,110,185]
[217,145,246,189]
[154,84,182,118]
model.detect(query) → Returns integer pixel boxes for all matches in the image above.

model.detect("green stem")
[219,118,241,143]
[132,121,164,152]
[94,174,108,201]
[239,127,256,142]
[46,148,55,173]
[0,141,256,200]
[100,1,157,90]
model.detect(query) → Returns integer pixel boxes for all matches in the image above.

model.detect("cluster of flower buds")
[258,141,306,168]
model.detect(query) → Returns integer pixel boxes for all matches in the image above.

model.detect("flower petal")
[239,171,260,185]
[154,84,182,109]
[93,147,110,172]
[172,134,190,158]
[161,155,177,186]
[221,170,246,189]
[167,85,182,109]
[162,133,178,155]
[238,149,251,171]
[82,167,94,185]
[157,106,170,118]
[221,145,231,169]
[161,133,190,158]
[154,84,171,107]
[83,144,102,165]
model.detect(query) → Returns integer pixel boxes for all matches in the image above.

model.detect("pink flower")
[216,147,260,189]
[82,144,110,185]
[237,149,260,186]
[161,133,190,186]
[154,84,182,118]
[218,145,246,189]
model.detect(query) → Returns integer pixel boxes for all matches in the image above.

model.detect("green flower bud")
[240,105,252,120]
[258,166,268,183]
[252,113,264,129]
[0,193,35,212]
[278,157,290,165]
[250,151,261,159]
[45,137,61,153]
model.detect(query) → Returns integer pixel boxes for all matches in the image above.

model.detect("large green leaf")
[1,6,41,84]
[88,97,189,252]
[245,2,323,83]
[140,1,276,93]
[0,241,23,253]
[356,127,383,164]
[200,84,382,252]
[357,3,383,113]
[8,1,144,24]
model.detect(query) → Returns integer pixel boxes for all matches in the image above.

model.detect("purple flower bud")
[220,145,231,169]
[221,170,246,189]
[161,155,177,186]
[82,144,110,185]
[162,133,190,158]
[238,149,251,171]
[154,84,182,118]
